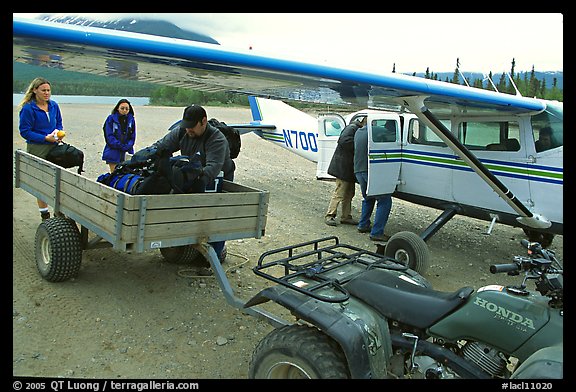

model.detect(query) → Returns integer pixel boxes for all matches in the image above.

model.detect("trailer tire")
[160,245,227,265]
[249,324,350,379]
[160,245,202,265]
[384,231,430,274]
[35,217,83,282]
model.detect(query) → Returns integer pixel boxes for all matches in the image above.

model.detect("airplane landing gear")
[375,231,430,274]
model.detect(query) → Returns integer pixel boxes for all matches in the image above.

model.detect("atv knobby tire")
[249,324,350,379]
[35,217,82,282]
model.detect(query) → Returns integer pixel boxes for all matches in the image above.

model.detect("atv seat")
[344,269,474,329]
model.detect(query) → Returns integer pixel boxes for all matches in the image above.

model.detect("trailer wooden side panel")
[14,150,269,252]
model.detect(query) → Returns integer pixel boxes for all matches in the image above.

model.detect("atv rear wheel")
[35,217,82,282]
[384,231,429,274]
[249,324,350,379]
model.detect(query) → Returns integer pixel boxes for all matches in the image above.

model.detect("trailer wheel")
[160,245,227,265]
[249,324,350,379]
[35,217,82,282]
[384,231,430,274]
[160,245,202,264]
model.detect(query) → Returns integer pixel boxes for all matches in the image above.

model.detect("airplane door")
[367,114,402,196]
[316,114,346,179]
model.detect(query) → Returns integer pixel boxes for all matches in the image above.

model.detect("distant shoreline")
[12,94,150,106]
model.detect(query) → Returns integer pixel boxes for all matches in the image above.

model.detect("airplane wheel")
[384,231,429,274]
[522,229,554,248]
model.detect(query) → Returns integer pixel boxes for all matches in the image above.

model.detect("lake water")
[13,94,150,106]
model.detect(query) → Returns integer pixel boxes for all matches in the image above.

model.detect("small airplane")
[230,95,562,246]
[13,16,563,271]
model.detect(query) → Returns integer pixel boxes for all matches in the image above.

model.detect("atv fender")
[511,345,563,379]
[245,285,391,379]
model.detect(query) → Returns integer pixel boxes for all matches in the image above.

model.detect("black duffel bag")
[46,143,84,174]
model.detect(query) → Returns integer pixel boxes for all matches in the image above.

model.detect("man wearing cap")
[153,104,235,261]
[154,104,235,184]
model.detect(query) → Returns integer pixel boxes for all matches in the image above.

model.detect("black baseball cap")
[181,105,206,129]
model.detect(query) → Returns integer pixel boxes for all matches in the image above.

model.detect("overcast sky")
[14,13,563,74]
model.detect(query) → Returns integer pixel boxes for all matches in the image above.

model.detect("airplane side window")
[324,120,342,136]
[408,119,446,146]
[460,121,520,152]
[371,119,396,142]
[532,107,563,153]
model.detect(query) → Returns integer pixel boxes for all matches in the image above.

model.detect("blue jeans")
[355,171,392,237]
[209,241,225,262]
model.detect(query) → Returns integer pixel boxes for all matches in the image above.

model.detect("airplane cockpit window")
[323,120,342,136]
[458,121,520,152]
[532,103,563,153]
[408,119,447,147]
[371,120,397,142]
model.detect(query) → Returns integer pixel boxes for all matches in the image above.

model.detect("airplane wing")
[13,17,555,229]
[13,17,546,116]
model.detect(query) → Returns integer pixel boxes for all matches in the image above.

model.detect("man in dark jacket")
[154,105,235,184]
[153,104,234,261]
[324,116,367,226]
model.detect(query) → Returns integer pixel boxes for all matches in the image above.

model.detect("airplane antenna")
[456,59,470,87]
[506,72,523,96]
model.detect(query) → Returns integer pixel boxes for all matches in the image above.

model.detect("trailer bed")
[14,149,269,252]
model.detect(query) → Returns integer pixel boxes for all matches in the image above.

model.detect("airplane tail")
[246,96,320,162]
[248,96,316,124]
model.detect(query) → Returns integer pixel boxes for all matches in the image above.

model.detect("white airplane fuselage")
[248,96,563,238]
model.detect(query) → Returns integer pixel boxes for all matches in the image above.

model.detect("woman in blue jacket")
[18,77,65,220]
[102,99,136,172]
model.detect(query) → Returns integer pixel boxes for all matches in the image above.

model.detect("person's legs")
[325,179,346,226]
[355,172,373,230]
[209,241,226,262]
[339,180,356,222]
[370,194,392,237]
[325,182,341,218]
[28,143,54,220]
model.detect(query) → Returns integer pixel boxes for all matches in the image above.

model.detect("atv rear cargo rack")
[253,236,407,303]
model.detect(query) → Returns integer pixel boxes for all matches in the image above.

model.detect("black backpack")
[208,118,241,159]
[46,143,84,174]
[96,146,203,195]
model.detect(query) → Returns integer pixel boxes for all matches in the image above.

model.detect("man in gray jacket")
[153,104,234,261]
[324,116,366,226]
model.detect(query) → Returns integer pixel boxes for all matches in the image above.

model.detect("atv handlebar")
[489,263,519,274]
[489,240,563,305]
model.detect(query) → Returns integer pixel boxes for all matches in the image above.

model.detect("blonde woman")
[18,77,65,221]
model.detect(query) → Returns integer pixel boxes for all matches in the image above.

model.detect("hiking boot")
[357,226,371,233]
[325,216,338,227]
[340,217,359,225]
[370,234,391,242]
[41,211,50,221]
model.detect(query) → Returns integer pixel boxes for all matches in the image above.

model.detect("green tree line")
[416,58,562,101]
[15,58,561,105]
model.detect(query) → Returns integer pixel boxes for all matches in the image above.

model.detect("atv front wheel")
[249,324,350,379]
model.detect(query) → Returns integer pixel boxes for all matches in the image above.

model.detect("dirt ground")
[12,104,563,379]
